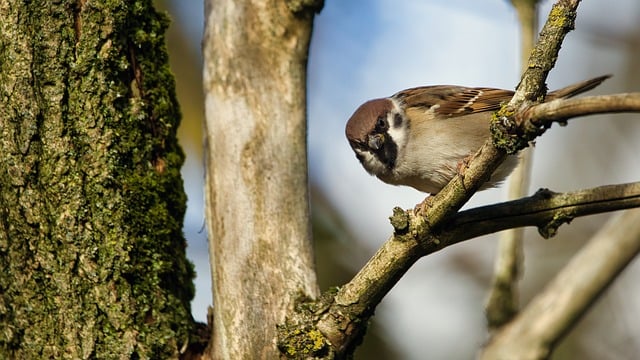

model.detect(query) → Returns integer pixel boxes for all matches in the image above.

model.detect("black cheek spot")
[372,135,397,171]
[393,113,402,128]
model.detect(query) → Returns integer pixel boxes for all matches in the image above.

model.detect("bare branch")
[509,0,581,105]
[487,0,540,328]
[522,93,640,125]
[480,208,640,360]
[443,182,640,243]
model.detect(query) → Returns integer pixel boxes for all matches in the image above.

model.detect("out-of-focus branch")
[479,208,640,360]
[487,0,540,328]
[487,93,640,329]
[511,0,539,56]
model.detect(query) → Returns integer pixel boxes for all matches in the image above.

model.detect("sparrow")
[345,75,610,194]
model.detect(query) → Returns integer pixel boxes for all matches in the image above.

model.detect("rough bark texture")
[202,0,321,358]
[0,1,194,358]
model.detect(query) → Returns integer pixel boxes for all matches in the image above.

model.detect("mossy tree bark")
[0,1,195,358]
[203,0,322,358]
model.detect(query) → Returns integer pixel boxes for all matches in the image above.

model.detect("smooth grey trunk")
[202,0,321,358]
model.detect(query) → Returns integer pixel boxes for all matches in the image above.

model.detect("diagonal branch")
[479,208,640,360]
[487,0,540,328]
[510,0,582,105]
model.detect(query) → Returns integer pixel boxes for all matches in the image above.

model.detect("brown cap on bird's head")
[345,98,393,147]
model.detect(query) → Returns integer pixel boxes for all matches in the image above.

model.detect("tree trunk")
[0,1,194,358]
[203,0,321,358]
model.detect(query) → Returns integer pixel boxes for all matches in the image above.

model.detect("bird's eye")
[376,116,387,130]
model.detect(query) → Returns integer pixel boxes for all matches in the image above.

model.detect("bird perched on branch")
[345,76,610,194]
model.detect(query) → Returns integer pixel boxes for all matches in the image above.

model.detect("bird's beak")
[367,133,384,150]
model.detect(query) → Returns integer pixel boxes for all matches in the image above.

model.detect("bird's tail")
[547,75,611,100]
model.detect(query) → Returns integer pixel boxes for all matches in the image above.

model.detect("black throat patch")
[371,129,397,172]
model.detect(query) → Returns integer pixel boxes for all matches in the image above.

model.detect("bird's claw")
[414,195,435,216]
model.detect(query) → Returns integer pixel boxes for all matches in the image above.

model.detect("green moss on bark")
[0,1,194,358]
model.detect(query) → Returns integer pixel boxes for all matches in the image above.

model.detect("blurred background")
[158,1,640,358]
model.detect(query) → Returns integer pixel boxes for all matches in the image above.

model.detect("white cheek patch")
[355,149,388,175]
[386,120,406,152]
[385,98,409,162]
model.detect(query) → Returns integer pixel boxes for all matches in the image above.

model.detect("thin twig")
[522,93,640,125]
[443,182,640,243]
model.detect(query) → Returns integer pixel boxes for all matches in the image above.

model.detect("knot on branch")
[389,207,410,235]
[533,187,558,199]
[490,104,548,154]
[538,211,574,239]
